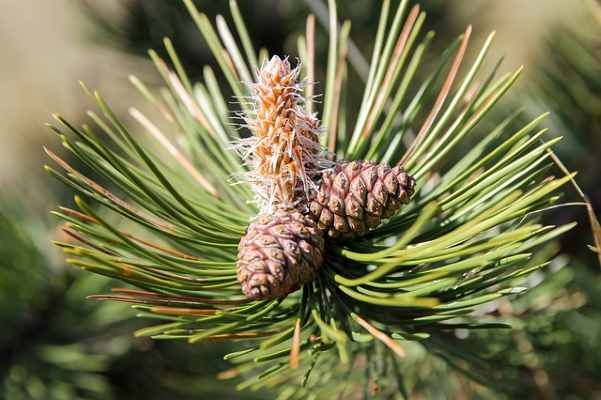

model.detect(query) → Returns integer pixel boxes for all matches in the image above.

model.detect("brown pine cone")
[237,208,325,300]
[309,161,415,239]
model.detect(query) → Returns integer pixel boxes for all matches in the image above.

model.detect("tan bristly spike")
[237,55,324,211]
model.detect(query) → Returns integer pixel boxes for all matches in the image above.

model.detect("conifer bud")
[238,56,323,210]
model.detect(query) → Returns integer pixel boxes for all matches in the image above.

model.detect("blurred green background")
[1,0,600,399]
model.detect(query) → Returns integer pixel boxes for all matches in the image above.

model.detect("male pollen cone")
[243,55,322,209]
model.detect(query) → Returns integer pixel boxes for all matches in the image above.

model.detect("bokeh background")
[1,0,600,399]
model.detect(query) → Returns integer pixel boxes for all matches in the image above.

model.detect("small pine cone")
[309,161,415,239]
[237,209,325,300]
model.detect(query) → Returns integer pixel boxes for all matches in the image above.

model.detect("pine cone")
[309,161,415,239]
[237,208,325,299]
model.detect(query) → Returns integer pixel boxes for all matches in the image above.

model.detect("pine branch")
[44,0,581,396]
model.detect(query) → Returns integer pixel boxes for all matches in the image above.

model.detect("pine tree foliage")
[528,8,601,268]
[479,8,601,398]
[0,202,268,399]
[0,206,128,399]
[534,19,601,173]
[45,0,578,396]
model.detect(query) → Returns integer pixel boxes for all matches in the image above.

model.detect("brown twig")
[546,147,601,268]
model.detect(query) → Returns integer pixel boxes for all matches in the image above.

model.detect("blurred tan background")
[0,0,150,192]
[0,0,593,190]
